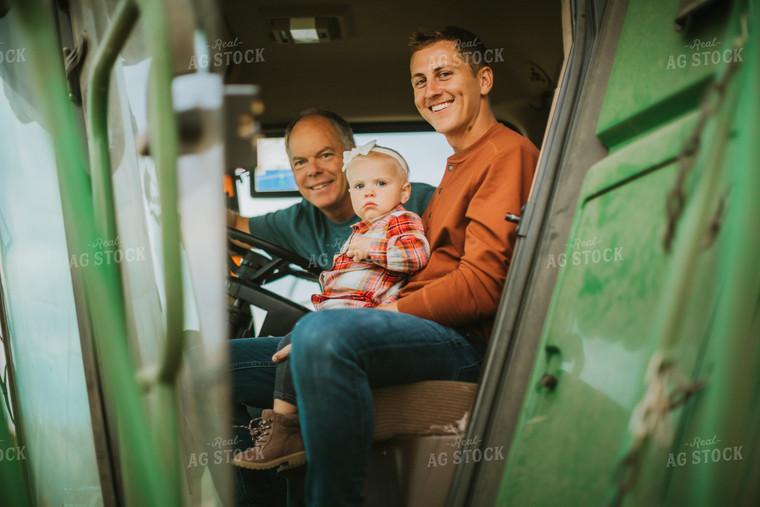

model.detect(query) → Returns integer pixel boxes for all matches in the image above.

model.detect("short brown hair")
[409,26,489,75]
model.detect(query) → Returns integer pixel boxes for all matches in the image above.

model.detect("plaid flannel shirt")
[312,205,430,310]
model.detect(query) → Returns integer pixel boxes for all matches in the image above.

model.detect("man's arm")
[226,202,307,258]
[230,200,353,270]
[397,144,537,327]
[226,209,252,234]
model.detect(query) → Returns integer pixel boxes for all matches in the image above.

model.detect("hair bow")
[342,141,377,172]
[342,140,410,177]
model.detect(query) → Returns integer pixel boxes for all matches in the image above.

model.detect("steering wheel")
[227,227,321,284]
[227,227,320,338]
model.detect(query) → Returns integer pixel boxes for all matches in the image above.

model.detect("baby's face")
[347,155,411,221]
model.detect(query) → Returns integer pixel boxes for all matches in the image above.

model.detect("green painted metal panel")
[621,11,760,504]
[498,0,757,504]
[499,126,704,505]
[596,0,732,149]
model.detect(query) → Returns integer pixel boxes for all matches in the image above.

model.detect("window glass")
[239,130,452,217]
[0,12,102,505]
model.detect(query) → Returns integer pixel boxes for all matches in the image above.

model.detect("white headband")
[342,140,409,178]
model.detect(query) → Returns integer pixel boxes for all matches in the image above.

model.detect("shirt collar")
[447,123,504,164]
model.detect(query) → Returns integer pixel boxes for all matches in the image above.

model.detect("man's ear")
[478,66,494,96]
[400,181,412,204]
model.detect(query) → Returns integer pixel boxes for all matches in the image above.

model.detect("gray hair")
[284,109,356,159]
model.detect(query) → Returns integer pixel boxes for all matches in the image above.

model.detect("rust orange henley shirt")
[397,123,538,342]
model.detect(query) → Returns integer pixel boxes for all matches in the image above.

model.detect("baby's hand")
[345,236,373,261]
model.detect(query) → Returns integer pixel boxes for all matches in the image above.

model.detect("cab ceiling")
[217,0,563,140]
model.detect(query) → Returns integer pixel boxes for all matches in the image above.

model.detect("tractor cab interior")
[220,0,566,504]
[223,0,565,335]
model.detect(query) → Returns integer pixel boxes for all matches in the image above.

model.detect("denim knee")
[290,311,359,373]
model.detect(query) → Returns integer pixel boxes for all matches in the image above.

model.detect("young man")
[283,27,539,505]
[226,109,435,268]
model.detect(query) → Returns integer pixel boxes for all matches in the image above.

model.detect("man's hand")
[345,236,373,261]
[377,301,399,312]
[272,344,291,363]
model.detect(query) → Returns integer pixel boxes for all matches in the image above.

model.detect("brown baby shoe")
[233,409,306,470]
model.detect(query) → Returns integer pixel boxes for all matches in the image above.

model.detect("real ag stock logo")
[427,435,504,468]
[546,236,624,269]
[69,236,147,269]
[666,434,743,467]
[666,37,743,71]
[188,38,266,71]
[187,435,247,468]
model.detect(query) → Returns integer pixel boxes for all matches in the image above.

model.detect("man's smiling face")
[288,115,353,222]
[410,40,488,145]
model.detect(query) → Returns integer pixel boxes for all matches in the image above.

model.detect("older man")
[276,27,539,506]
[227,109,435,269]
[227,109,433,506]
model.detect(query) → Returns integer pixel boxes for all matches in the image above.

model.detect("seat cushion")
[372,381,477,441]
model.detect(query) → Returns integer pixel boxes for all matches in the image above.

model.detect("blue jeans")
[230,336,296,506]
[290,309,485,506]
[273,334,297,405]
[230,309,485,506]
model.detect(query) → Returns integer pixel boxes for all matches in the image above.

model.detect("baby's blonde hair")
[345,150,409,184]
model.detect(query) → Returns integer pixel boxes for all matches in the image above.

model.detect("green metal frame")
[0,272,30,507]
[87,0,138,244]
[0,405,29,506]
[16,0,188,504]
[132,0,186,498]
